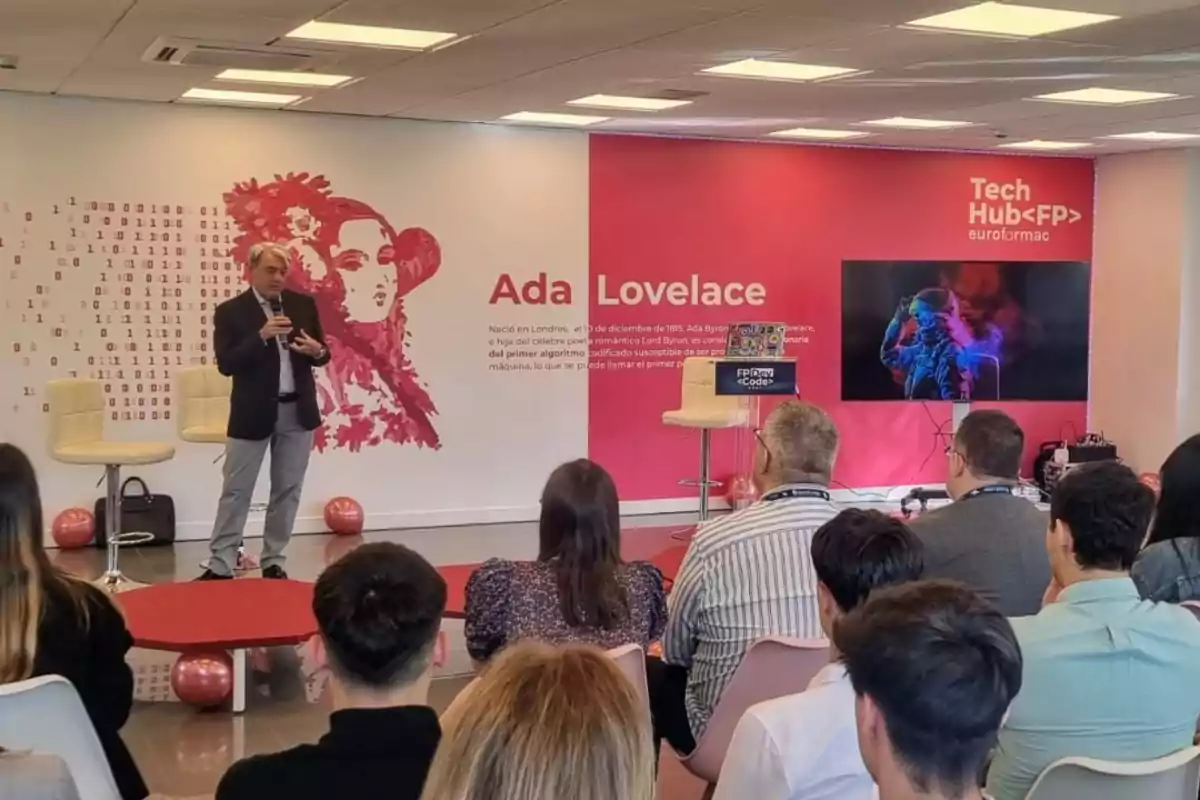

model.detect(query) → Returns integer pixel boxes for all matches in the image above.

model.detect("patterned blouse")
[463,558,668,662]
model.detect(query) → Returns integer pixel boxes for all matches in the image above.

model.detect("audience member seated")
[1132,434,1200,602]
[0,445,146,800]
[421,641,654,800]
[840,581,1022,800]
[0,750,80,800]
[464,459,666,662]
[714,509,924,800]
[217,542,446,800]
[650,400,841,755]
[987,462,1200,800]
[908,410,1050,616]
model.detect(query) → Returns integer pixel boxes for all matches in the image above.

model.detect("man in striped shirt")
[649,400,841,754]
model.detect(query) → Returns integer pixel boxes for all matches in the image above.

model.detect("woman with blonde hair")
[422,642,655,800]
[0,444,145,799]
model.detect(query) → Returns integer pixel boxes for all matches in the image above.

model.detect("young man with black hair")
[987,462,1200,800]
[216,542,447,800]
[838,580,1022,800]
[908,410,1050,616]
[714,509,924,800]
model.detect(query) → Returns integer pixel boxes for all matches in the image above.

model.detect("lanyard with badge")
[761,487,832,503]
[958,484,1013,502]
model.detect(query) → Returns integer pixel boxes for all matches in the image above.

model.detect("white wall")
[0,94,590,538]
[1091,148,1200,471]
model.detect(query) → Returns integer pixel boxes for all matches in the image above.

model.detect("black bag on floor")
[94,477,176,547]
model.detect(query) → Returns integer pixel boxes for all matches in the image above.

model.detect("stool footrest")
[113,532,156,546]
[678,478,724,489]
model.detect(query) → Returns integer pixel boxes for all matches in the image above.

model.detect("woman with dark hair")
[0,445,146,799]
[1132,435,1200,602]
[464,460,666,663]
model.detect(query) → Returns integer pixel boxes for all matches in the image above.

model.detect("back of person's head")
[0,444,90,684]
[537,459,627,630]
[759,400,839,486]
[1049,461,1155,573]
[836,580,1022,798]
[953,410,1024,481]
[421,642,655,800]
[811,510,924,631]
[1147,434,1200,545]
[313,542,446,690]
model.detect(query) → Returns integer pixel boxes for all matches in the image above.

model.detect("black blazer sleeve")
[214,298,269,377]
[299,294,331,369]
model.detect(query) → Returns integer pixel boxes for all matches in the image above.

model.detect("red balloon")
[171,652,233,709]
[324,497,364,536]
[727,475,760,511]
[51,508,94,549]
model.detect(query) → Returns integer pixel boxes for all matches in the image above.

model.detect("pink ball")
[324,497,364,536]
[727,475,760,510]
[171,653,233,709]
[51,508,94,549]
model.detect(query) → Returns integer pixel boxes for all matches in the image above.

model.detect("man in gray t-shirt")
[908,410,1051,617]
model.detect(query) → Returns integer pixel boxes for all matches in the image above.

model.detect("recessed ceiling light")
[285,20,458,50]
[702,59,859,82]
[997,140,1092,151]
[906,2,1118,37]
[214,69,355,88]
[499,111,610,127]
[567,94,692,111]
[768,127,871,140]
[1032,88,1180,105]
[180,88,304,106]
[860,117,974,130]
[1105,131,1200,142]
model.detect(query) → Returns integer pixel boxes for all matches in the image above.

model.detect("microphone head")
[269,295,284,315]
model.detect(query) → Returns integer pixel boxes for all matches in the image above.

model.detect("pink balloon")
[171,652,233,709]
[324,497,364,536]
[1139,472,1162,496]
[727,475,760,511]
[51,508,94,549]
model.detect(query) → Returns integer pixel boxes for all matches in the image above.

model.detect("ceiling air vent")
[142,37,330,72]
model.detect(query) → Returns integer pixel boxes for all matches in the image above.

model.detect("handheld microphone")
[268,296,287,347]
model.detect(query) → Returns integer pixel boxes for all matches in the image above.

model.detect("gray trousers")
[208,402,313,576]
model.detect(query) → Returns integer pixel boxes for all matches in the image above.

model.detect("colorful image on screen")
[841,261,1090,402]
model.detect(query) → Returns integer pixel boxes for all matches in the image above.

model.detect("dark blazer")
[32,579,146,800]
[216,706,441,800]
[214,289,331,441]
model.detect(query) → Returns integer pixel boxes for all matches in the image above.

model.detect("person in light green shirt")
[987,462,1200,800]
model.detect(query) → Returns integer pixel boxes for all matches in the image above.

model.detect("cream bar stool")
[47,378,175,592]
[662,357,748,522]
[176,365,232,445]
[175,366,257,572]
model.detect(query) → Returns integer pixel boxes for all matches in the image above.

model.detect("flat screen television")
[841,260,1090,402]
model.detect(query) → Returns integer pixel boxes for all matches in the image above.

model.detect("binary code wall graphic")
[1,198,230,425]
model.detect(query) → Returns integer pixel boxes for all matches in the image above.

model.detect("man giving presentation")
[200,242,331,580]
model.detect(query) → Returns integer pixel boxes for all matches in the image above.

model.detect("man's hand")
[289,329,325,358]
[260,316,293,342]
[895,297,913,322]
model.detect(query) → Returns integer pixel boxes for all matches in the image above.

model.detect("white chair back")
[0,676,120,800]
[1025,747,1200,800]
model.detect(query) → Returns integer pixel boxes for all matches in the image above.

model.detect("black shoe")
[262,565,289,580]
[197,569,233,581]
